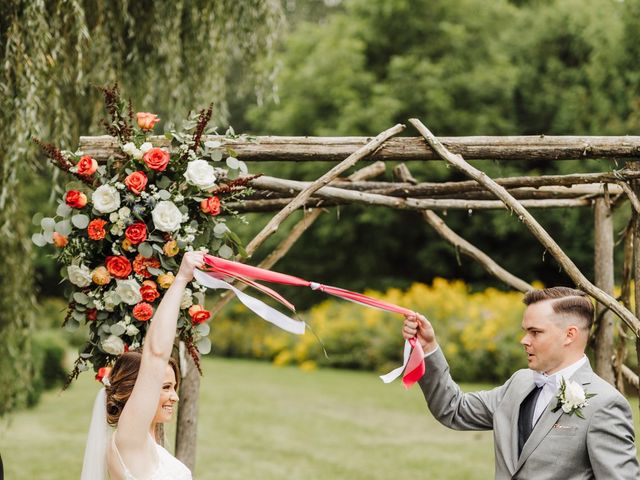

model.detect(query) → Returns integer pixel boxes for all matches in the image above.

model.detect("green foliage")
[28,330,69,406]
[211,279,528,382]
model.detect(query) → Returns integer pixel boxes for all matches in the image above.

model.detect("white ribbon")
[194,270,305,335]
[378,340,412,384]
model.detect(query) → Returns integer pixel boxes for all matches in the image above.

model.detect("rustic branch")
[79,134,640,162]
[617,180,640,214]
[244,124,405,257]
[395,164,532,293]
[409,118,640,336]
[622,364,639,390]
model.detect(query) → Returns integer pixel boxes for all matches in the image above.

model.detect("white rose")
[115,279,142,305]
[101,335,125,355]
[68,264,92,287]
[180,288,193,309]
[183,160,217,190]
[126,324,139,336]
[109,212,119,222]
[152,201,183,232]
[563,379,586,409]
[118,206,131,219]
[122,142,143,160]
[140,142,153,153]
[92,185,121,213]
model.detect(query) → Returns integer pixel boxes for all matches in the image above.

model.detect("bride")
[81,251,204,479]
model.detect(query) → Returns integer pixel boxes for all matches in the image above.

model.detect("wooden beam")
[78,134,640,162]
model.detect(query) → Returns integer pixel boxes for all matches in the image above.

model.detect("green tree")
[0,0,284,415]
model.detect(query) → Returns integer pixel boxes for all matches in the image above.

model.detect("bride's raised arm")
[114,251,205,452]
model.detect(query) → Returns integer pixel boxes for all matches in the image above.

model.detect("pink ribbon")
[200,255,425,387]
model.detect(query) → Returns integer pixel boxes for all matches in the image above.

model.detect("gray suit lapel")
[514,363,593,472]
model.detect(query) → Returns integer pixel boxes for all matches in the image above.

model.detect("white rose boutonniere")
[552,377,596,419]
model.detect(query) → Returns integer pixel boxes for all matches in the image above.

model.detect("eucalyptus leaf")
[56,220,72,236]
[56,203,72,217]
[152,244,164,254]
[196,337,212,355]
[159,255,178,271]
[71,214,90,229]
[218,244,233,259]
[42,230,54,242]
[211,150,223,162]
[72,310,86,321]
[195,323,210,337]
[100,324,112,333]
[32,212,44,226]
[226,156,239,169]
[146,267,164,276]
[73,292,89,304]
[64,319,80,331]
[148,234,165,242]
[158,189,171,200]
[238,161,248,175]
[213,223,228,237]
[41,217,56,231]
[138,242,154,258]
[156,176,172,189]
[110,323,126,336]
[31,233,46,247]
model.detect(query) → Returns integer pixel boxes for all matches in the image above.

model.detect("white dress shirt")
[531,355,588,427]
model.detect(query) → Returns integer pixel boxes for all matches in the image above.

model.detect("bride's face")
[153,365,179,424]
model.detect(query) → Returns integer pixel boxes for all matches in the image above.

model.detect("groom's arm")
[586,395,639,479]
[417,347,511,431]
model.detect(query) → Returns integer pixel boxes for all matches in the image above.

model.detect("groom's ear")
[563,324,580,345]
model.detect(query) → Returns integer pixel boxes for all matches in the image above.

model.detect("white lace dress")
[112,434,192,480]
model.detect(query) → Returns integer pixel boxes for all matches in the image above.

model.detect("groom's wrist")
[423,343,439,358]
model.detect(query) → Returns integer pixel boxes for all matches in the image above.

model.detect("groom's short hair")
[523,287,593,331]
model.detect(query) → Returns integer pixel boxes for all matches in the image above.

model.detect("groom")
[402,287,639,479]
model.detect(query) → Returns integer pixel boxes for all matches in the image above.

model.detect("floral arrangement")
[33,84,254,382]
[552,377,596,419]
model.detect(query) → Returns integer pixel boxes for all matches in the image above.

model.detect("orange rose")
[163,240,179,257]
[200,196,221,216]
[65,190,87,209]
[106,255,133,279]
[52,232,68,248]
[92,266,112,285]
[124,171,148,195]
[143,148,170,172]
[77,155,98,176]
[125,222,147,245]
[133,302,154,321]
[140,280,160,302]
[157,272,175,289]
[136,112,160,130]
[133,254,161,278]
[188,304,211,325]
[87,218,108,240]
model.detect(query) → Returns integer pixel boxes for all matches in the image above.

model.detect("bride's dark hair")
[105,351,180,427]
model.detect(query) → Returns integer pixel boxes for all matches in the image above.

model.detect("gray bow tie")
[533,372,557,389]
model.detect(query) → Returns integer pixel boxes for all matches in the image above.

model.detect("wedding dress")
[111,433,192,480]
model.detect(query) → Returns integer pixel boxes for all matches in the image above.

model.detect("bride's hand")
[175,251,206,283]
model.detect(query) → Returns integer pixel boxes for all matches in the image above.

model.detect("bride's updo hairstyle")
[105,351,180,426]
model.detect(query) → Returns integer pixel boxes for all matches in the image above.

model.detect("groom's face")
[520,300,567,374]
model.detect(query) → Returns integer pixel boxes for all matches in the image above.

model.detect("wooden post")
[593,197,616,385]
[175,344,200,470]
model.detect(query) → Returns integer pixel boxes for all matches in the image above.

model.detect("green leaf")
[147,266,164,276]
[110,323,126,336]
[195,323,210,336]
[73,292,90,304]
[196,337,212,355]
[138,242,154,258]
[71,214,90,229]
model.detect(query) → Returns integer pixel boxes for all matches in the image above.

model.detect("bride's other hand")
[175,251,206,283]
[403,313,438,354]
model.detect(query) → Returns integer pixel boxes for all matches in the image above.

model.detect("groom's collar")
[530,354,589,388]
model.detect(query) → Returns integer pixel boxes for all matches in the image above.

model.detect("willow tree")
[0,0,284,416]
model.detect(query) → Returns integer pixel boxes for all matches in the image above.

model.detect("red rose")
[133,254,161,278]
[77,155,98,176]
[188,304,211,325]
[136,112,160,130]
[87,219,108,240]
[200,196,221,216]
[125,222,147,245]
[140,280,160,302]
[133,302,154,321]
[86,308,98,322]
[143,148,170,171]
[65,190,87,209]
[124,171,148,194]
[106,255,133,279]
[95,366,112,384]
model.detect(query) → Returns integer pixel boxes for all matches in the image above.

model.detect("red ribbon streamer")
[202,255,425,386]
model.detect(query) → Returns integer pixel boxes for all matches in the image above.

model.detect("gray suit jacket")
[418,349,639,479]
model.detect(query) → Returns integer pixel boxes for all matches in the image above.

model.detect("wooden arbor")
[81,125,640,469]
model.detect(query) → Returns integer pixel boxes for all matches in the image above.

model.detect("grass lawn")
[1,357,638,479]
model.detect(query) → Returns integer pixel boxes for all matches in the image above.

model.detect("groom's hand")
[403,313,438,354]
